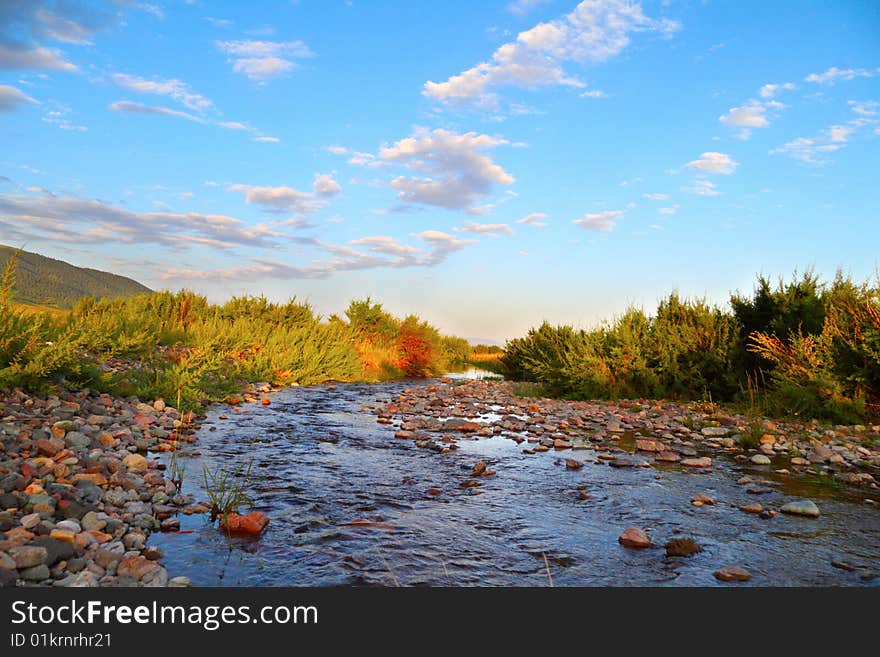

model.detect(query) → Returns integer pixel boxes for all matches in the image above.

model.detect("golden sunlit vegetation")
[501,270,880,423]
[0,256,470,411]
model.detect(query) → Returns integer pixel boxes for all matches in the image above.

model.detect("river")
[150,378,880,586]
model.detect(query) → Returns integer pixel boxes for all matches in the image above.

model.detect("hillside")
[0,245,152,309]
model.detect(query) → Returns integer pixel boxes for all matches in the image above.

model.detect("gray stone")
[780,499,820,517]
[701,427,729,437]
[751,454,771,465]
[29,537,75,566]
[54,519,81,534]
[19,564,50,581]
[64,431,90,448]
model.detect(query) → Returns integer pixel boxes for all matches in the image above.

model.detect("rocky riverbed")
[3,377,880,587]
[0,387,209,587]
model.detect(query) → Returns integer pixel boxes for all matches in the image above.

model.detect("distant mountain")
[0,245,152,309]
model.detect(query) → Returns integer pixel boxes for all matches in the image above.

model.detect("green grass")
[0,254,471,410]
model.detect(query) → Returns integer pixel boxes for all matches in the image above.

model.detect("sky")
[1,0,878,343]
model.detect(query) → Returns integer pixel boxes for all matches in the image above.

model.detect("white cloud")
[326,145,348,155]
[805,66,877,85]
[161,229,476,281]
[109,100,204,123]
[683,180,719,196]
[379,128,514,212]
[313,173,341,197]
[758,82,795,98]
[455,222,514,236]
[719,102,767,128]
[0,84,37,111]
[228,183,322,214]
[643,192,669,201]
[771,101,878,164]
[0,191,283,250]
[414,230,475,264]
[516,211,548,226]
[658,206,677,215]
[254,136,280,143]
[579,89,608,98]
[423,0,679,106]
[849,100,878,117]
[215,39,313,82]
[573,209,622,232]
[685,151,739,174]
[110,73,213,112]
[0,43,77,71]
[350,236,421,258]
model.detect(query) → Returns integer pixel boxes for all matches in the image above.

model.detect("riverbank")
[0,386,210,587]
[380,379,880,491]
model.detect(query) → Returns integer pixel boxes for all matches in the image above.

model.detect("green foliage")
[1,254,466,407]
[0,244,151,309]
[503,272,880,423]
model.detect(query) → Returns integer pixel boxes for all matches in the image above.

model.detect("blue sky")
[1,0,878,343]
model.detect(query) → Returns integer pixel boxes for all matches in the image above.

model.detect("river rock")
[618,527,652,548]
[681,457,712,468]
[701,427,728,437]
[714,566,752,582]
[19,564,50,581]
[30,536,75,565]
[122,453,148,473]
[780,499,820,517]
[636,438,667,452]
[10,545,48,569]
[665,537,702,557]
[751,454,771,465]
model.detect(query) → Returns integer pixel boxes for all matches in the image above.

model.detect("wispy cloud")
[0,191,283,250]
[0,84,37,111]
[805,66,878,85]
[110,73,214,112]
[572,209,623,232]
[160,230,475,281]
[516,211,548,226]
[455,221,514,236]
[682,180,719,196]
[771,100,878,163]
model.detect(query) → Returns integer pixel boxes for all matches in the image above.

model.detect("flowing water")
[150,379,880,586]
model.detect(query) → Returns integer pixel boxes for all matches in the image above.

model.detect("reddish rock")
[692,494,716,506]
[655,451,681,463]
[681,457,712,468]
[426,488,442,496]
[220,512,270,535]
[618,527,652,548]
[261,397,271,406]
[739,503,764,514]
[36,438,62,457]
[553,438,571,449]
[71,473,108,487]
[636,438,667,452]
[714,566,752,582]
[117,555,159,581]
[565,458,584,470]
